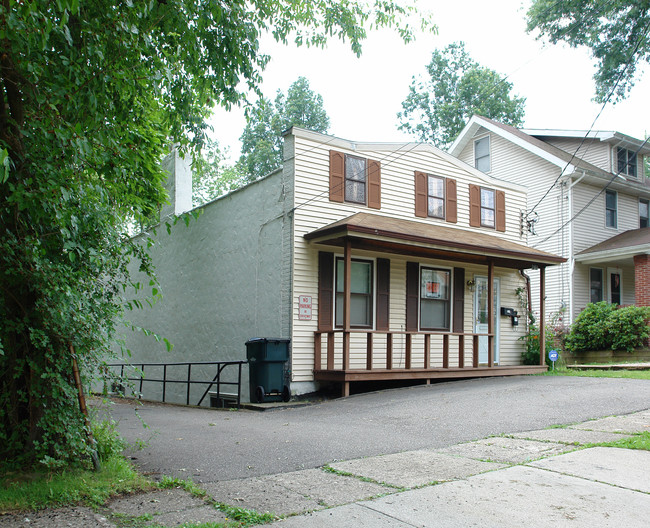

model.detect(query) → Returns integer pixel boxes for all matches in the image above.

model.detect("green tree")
[0,0,431,468]
[397,42,526,148]
[527,1,650,103]
[239,76,331,179]
[192,139,248,207]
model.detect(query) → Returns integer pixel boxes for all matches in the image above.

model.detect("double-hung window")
[427,175,445,218]
[617,147,637,178]
[344,155,366,204]
[605,190,617,228]
[420,267,451,331]
[474,136,490,172]
[335,258,373,327]
[590,268,603,304]
[480,188,496,228]
[640,198,649,228]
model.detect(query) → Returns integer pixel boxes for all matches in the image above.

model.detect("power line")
[532,136,650,249]
[526,13,650,219]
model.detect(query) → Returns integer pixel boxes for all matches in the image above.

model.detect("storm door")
[474,276,500,364]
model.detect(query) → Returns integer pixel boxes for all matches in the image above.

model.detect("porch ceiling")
[304,212,565,269]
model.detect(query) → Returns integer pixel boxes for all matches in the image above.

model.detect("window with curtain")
[335,258,373,327]
[344,155,366,204]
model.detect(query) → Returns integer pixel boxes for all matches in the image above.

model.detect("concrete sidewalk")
[3,409,649,527]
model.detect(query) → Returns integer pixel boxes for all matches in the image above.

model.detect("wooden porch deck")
[314,330,547,396]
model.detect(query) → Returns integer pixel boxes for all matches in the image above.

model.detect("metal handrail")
[105,360,246,408]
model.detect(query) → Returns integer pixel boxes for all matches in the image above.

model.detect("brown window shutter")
[446,178,457,223]
[376,258,390,331]
[496,190,506,232]
[329,150,344,203]
[406,261,419,331]
[318,252,334,331]
[367,159,381,209]
[414,171,427,218]
[469,184,480,227]
[452,267,465,333]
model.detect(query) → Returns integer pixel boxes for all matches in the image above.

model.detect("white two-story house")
[450,116,650,325]
[121,128,563,402]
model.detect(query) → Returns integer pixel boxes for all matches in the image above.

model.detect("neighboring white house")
[120,128,563,402]
[450,116,650,325]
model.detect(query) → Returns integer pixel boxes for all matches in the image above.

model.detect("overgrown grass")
[591,431,650,451]
[543,366,650,380]
[159,476,276,526]
[0,455,152,512]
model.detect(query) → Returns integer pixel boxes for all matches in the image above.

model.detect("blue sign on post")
[548,349,559,370]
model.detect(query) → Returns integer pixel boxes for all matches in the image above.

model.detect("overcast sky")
[208,0,650,162]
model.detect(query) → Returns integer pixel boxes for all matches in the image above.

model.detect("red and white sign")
[298,295,312,320]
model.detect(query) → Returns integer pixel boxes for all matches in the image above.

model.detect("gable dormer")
[522,129,649,182]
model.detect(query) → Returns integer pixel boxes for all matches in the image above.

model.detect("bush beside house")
[563,302,650,361]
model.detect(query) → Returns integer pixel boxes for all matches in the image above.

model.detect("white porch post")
[487,260,494,367]
[342,239,351,396]
[539,266,546,366]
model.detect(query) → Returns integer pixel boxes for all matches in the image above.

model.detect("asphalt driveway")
[102,375,650,483]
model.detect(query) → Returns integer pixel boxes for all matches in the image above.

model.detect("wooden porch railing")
[313,330,495,372]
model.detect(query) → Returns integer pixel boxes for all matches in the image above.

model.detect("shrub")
[564,302,617,353]
[607,306,650,352]
[565,303,650,353]
[520,321,556,366]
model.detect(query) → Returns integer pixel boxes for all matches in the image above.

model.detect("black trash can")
[246,338,291,403]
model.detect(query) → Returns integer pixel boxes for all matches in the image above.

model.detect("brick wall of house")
[634,254,650,307]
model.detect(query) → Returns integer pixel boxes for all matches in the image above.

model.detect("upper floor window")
[427,175,445,219]
[605,190,617,228]
[640,198,649,228]
[329,150,381,209]
[414,172,457,223]
[617,147,637,178]
[344,155,366,204]
[480,188,495,228]
[474,136,490,172]
[469,184,505,232]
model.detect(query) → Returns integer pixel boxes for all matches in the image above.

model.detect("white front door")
[475,276,500,364]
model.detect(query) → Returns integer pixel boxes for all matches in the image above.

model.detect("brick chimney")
[161,149,192,218]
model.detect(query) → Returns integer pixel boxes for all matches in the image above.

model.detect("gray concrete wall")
[115,169,293,404]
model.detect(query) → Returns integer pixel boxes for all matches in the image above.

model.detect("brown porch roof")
[575,227,650,263]
[304,212,565,269]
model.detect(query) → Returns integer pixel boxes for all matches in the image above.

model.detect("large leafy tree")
[527,1,650,103]
[0,0,430,468]
[240,76,330,179]
[397,42,526,148]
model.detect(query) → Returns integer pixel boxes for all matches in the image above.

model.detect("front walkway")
[4,410,649,527]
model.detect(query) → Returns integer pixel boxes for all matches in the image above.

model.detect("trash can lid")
[246,337,290,344]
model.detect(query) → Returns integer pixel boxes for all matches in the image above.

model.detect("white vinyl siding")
[571,183,641,253]
[540,137,612,172]
[457,129,569,324]
[289,131,529,382]
[573,262,636,318]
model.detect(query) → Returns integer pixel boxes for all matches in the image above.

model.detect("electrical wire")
[526,13,650,219]
[532,136,650,249]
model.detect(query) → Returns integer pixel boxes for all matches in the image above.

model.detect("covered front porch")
[305,213,565,396]
[575,227,650,308]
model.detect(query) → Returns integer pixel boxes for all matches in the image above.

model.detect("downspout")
[566,171,586,324]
